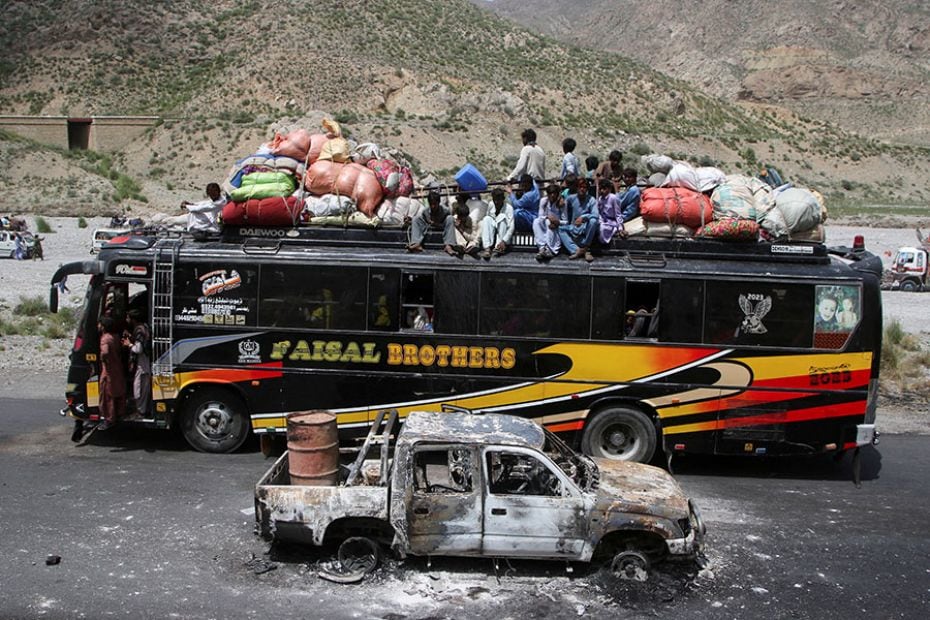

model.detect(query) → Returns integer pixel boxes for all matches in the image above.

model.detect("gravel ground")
[0,219,926,432]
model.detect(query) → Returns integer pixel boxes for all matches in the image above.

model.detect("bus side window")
[435,271,478,335]
[659,279,704,343]
[480,273,590,339]
[368,268,400,332]
[624,280,660,339]
[592,278,624,340]
[402,272,434,332]
[259,265,365,330]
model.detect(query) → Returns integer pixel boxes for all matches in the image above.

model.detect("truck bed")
[254,451,390,545]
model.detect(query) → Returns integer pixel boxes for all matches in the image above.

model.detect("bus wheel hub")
[608,429,628,448]
[197,403,230,435]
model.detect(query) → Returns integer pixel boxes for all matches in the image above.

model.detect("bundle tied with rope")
[639,186,713,230]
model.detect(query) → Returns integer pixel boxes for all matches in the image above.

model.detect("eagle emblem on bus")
[736,294,772,336]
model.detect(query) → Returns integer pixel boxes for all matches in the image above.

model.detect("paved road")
[1,398,928,619]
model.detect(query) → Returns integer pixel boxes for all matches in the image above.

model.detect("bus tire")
[180,387,251,454]
[581,406,657,463]
[900,279,920,292]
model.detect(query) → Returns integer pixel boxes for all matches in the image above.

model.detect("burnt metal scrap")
[255,410,705,581]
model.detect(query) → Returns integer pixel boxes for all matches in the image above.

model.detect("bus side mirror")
[49,286,59,314]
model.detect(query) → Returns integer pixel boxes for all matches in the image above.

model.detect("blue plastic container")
[455,163,488,193]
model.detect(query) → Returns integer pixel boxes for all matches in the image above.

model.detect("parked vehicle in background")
[255,409,705,579]
[90,228,131,254]
[0,230,35,258]
[890,246,928,291]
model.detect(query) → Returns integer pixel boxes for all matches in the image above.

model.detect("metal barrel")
[286,411,340,486]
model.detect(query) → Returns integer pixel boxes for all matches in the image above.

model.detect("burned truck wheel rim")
[337,537,380,574]
[611,550,649,580]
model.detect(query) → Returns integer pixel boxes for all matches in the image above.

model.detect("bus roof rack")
[216,225,831,264]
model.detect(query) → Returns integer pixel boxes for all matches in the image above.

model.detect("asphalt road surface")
[1,398,928,619]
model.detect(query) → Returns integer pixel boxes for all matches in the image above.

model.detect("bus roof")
[96,231,875,281]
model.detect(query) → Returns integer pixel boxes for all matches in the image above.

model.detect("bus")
[50,226,883,463]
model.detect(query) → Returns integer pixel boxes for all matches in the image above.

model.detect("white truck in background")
[889,229,930,291]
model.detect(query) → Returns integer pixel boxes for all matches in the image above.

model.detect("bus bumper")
[855,423,877,447]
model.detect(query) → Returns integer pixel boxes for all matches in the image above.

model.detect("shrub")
[14,296,47,317]
[881,319,928,392]
[34,216,53,233]
[77,217,88,229]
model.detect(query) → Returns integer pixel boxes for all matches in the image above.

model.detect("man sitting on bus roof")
[407,186,457,256]
[180,182,228,235]
[508,174,540,233]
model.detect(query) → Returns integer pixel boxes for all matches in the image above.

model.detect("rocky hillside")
[0,0,928,216]
[475,0,930,147]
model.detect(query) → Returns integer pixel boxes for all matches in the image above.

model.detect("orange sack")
[305,160,384,216]
[271,131,331,164]
[306,133,327,164]
[640,187,713,229]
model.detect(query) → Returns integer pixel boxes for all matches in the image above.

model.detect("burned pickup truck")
[255,410,705,578]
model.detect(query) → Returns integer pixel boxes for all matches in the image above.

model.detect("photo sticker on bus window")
[814,286,859,333]
[813,285,859,350]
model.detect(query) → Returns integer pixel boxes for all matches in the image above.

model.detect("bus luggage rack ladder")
[151,239,182,388]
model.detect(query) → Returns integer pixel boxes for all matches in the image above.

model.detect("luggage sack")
[222,196,300,226]
[305,160,384,216]
[640,187,713,229]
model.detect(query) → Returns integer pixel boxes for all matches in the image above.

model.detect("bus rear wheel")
[180,388,251,453]
[581,406,657,463]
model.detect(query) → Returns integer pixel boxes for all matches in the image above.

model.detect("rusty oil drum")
[286,411,340,486]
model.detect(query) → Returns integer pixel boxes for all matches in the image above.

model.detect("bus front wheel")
[581,406,657,463]
[180,388,251,454]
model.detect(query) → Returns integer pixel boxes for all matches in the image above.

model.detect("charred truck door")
[481,446,586,558]
[407,445,483,555]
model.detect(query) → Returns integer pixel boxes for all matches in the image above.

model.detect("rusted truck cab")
[256,411,704,573]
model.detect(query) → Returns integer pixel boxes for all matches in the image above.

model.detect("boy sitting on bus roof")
[533,184,566,262]
[559,177,598,262]
[478,188,514,259]
[508,174,540,233]
[406,187,457,256]
[617,168,642,224]
[452,198,480,258]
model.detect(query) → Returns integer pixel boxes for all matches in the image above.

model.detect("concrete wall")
[0,116,69,149]
[90,116,159,151]
[0,115,159,151]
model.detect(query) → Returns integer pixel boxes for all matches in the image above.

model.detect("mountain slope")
[0,0,928,214]
[475,0,930,146]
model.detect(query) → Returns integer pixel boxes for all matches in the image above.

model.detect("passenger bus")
[50,226,883,463]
